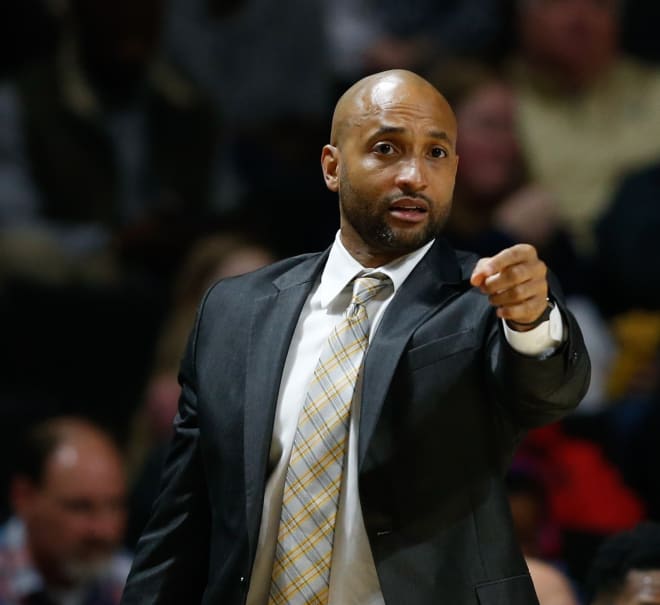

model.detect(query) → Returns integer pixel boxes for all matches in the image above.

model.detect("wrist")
[506,298,555,332]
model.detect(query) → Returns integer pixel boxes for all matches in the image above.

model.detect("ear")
[321,144,340,193]
[10,476,38,517]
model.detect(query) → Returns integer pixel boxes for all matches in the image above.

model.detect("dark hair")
[14,416,114,485]
[14,421,63,484]
[586,522,660,601]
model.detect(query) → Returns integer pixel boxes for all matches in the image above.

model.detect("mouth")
[388,197,429,223]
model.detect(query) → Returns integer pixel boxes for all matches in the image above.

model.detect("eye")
[430,146,447,158]
[374,142,394,155]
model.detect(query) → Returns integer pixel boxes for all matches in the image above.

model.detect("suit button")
[570,351,579,364]
[240,576,246,584]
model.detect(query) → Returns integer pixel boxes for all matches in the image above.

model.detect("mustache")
[77,537,118,556]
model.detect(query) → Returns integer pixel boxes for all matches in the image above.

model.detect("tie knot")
[350,273,391,308]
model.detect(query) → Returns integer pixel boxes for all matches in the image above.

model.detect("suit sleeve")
[121,305,211,604]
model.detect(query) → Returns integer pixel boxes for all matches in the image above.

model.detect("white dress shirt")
[246,233,563,604]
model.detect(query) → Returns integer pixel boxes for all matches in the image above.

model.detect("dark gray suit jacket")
[120,237,590,605]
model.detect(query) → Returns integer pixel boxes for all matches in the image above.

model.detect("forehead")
[351,80,456,138]
[42,441,124,495]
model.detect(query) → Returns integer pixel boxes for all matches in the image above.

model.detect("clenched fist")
[470,244,550,332]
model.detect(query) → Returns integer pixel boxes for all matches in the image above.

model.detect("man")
[509,0,660,254]
[0,417,131,604]
[0,0,219,283]
[120,69,590,604]
[586,522,660,604]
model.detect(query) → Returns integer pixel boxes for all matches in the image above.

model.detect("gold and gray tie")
[269,273,391,605]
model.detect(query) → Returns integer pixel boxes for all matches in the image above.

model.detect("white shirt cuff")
[502,303,564,358]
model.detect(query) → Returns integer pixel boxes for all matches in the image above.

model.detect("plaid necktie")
[269,273,391,605]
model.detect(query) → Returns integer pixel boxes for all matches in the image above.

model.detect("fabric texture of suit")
[120,237,590,605]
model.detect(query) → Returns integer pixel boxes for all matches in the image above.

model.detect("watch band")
[512,298,555,329]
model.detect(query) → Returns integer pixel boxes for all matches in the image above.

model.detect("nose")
[394,157,427,193]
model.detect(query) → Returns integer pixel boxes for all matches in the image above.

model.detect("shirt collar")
[318,231,434,307]
[1,517,46,599]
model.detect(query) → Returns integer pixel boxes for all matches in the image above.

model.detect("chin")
[61,554,114,584]
[374,230,432,255]
[384,221,439,249]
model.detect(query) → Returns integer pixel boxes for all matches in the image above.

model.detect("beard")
[58,541,117,585]
[61,554,114,584]
[338,175,451,257]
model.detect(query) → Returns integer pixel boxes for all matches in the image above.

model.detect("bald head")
[330,69,456,148]
[321,69,460,267]
[12,417,127,587]
[16,416,123,485]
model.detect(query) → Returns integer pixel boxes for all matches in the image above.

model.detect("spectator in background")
[585,522,660,604]
[0,417,130,605]
[124,232,277,548]
[513,422,646,587]
[162,0,338,256]
[425,60,523,259]
[506,462,558,560]
[164,0,331,136]
[0,0,220,289]
[326,0,504,88]
[568,160,660,530]
[425,61,563,259]
[592,161,660,317]
[622,376,660,523]
[0,0,224,452]
[146,233,277,398]
[508,0,660,257]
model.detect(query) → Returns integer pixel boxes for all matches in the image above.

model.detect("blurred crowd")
[0,0,659,603]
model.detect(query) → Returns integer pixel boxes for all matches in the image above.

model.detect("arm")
[472,244,591,428]
[121,317,210,604]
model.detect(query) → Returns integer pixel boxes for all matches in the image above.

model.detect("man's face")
[323,76,459,266]
[455,81,522,201]
[518,0,618,85]
[16,440,127,585]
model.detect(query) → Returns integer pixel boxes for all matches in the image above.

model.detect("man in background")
[0,417,130,605]
[510,0,660,255]
[586,522,660,605]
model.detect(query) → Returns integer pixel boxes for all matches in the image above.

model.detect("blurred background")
[0,0,659,603]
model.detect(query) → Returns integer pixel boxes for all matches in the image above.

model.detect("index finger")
[472,244,538,281]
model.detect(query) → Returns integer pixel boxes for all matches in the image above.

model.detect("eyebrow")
[371,125,455,149]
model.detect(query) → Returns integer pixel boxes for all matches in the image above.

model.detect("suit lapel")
[243,250,330,556]
[358,238,471,466]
